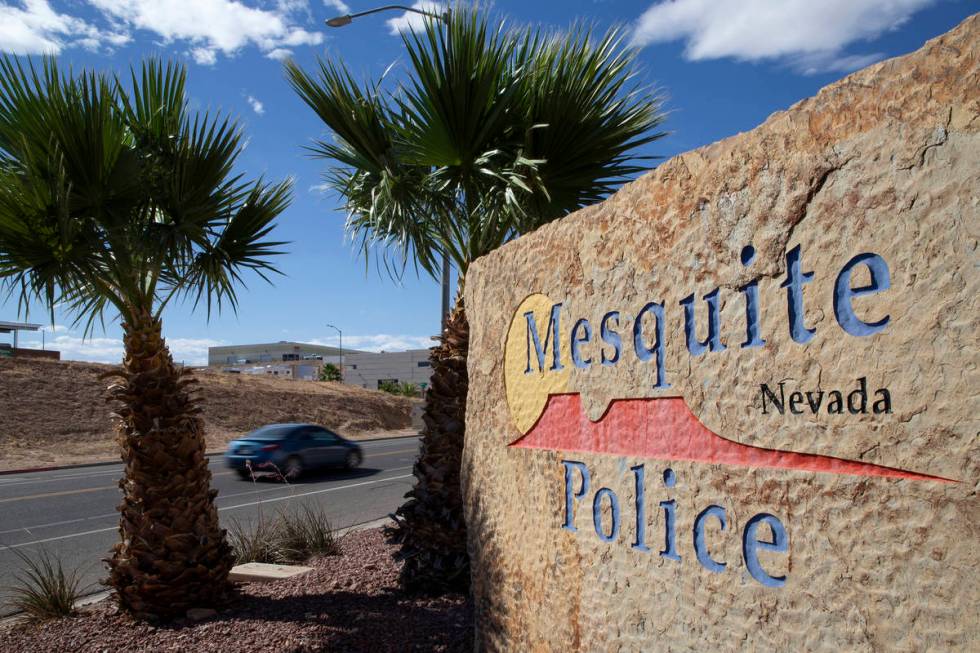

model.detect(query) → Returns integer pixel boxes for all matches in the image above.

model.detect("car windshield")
[242,425,295,441]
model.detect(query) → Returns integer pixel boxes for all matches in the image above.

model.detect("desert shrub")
[378,380,400,395]
[277,503,340,559]
[319,363,342,382]
[379,380,420,397]
[7,548,83,620]
[398,382,420,397]
[230,503,339,564]
[228,514,291,565]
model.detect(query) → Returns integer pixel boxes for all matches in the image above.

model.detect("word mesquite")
[525,245,890,387]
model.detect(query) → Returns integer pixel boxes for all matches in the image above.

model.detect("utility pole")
[326,323,343,382]
[325,4,453,333]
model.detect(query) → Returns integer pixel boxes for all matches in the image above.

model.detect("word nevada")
[524,245,890,386]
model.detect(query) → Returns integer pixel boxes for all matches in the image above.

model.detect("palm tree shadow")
[462,481,511,651]
[141,586,472,651]
[228,589,472,651]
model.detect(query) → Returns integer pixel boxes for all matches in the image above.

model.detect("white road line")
[0,468,123,487]
[0,464,414,534]
[213,466,413,503]
[217,473,413,512]
[0,512,117,536]
[0,472,414,550]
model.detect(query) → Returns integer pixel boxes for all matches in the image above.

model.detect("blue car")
[224,423,363,480]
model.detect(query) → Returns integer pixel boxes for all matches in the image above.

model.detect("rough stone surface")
[464,16,979,652]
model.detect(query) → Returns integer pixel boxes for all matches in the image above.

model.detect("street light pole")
[325,3,453,333]
[326,323,343,382]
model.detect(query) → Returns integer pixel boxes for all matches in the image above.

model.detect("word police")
[562,460,789,587]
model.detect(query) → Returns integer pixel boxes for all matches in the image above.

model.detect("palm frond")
[0,55,290,329]
[288,5,666,280]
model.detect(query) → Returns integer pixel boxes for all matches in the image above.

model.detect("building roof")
[208,341,363,356]
[0,320,42,334]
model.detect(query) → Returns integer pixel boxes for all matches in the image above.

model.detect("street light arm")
[351,5,446,20]
[326,4,449,27]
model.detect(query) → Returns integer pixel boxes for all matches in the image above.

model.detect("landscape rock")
[185,608,217,622]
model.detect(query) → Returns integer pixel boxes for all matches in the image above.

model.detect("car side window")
[311,428,339,444]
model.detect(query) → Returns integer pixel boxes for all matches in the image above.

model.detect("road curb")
[0,433,420,476]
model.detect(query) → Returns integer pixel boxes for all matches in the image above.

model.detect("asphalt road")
[0,436,420,617]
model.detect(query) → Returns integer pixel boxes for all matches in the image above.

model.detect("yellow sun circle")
[504,293,572,434]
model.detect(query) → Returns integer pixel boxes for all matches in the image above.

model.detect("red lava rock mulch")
[0,528,472,652]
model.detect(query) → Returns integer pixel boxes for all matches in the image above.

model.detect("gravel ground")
[0,528,472,652]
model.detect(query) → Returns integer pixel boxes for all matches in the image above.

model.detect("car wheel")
[236,469,251,480]
[345,450,362,469]
[285,455,304,480]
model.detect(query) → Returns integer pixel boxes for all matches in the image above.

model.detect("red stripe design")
[509,394,953,483]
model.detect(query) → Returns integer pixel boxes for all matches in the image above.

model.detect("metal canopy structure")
[0,320,41,349]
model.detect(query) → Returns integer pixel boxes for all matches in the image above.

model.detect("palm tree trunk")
[105,310,233,620]
[387,294,470,593]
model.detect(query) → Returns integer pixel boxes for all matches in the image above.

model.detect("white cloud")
[630,0,936,73]
[18,331,224,365]
[167,337,228,365]
[265,47,293,61]
[323,0,351,14]
[19,333,124,363]
[0,0,128,55]
[385,2,447,36]
[190,47,218,65]
[87,0,324,63]
[310,334,434,352]
[246,94,265,114]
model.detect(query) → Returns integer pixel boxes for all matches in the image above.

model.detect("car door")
[294,429,322,467]
[311,428,345,466]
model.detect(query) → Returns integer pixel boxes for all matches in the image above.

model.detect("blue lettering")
[631,464,649,552]
[681,288,727,355]
[693,505,727,573]
[525,303,564,374]
[833,252,891,336]
[570,318,593,369]
[561,460,590,532]
[592,487,621,543]
[742,513,789,587]
[599,311,621,366]
[659,468,680,561]
[558,463,792,590]
[740,245,765,349]
[633,302,671,389]
[780,245,816,344]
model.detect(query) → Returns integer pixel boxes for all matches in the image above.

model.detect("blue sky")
[0,0,975,364]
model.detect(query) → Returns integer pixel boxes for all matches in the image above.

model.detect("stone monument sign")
[463,15,978,651]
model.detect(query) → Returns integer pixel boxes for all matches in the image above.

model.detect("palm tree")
[287,7,665,593]
[0,57,290,620]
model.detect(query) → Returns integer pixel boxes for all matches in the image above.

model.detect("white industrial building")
[207,341,433,390]
[343,348,433,391]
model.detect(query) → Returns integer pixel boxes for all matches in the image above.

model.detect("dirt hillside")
[0,356,417,471]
